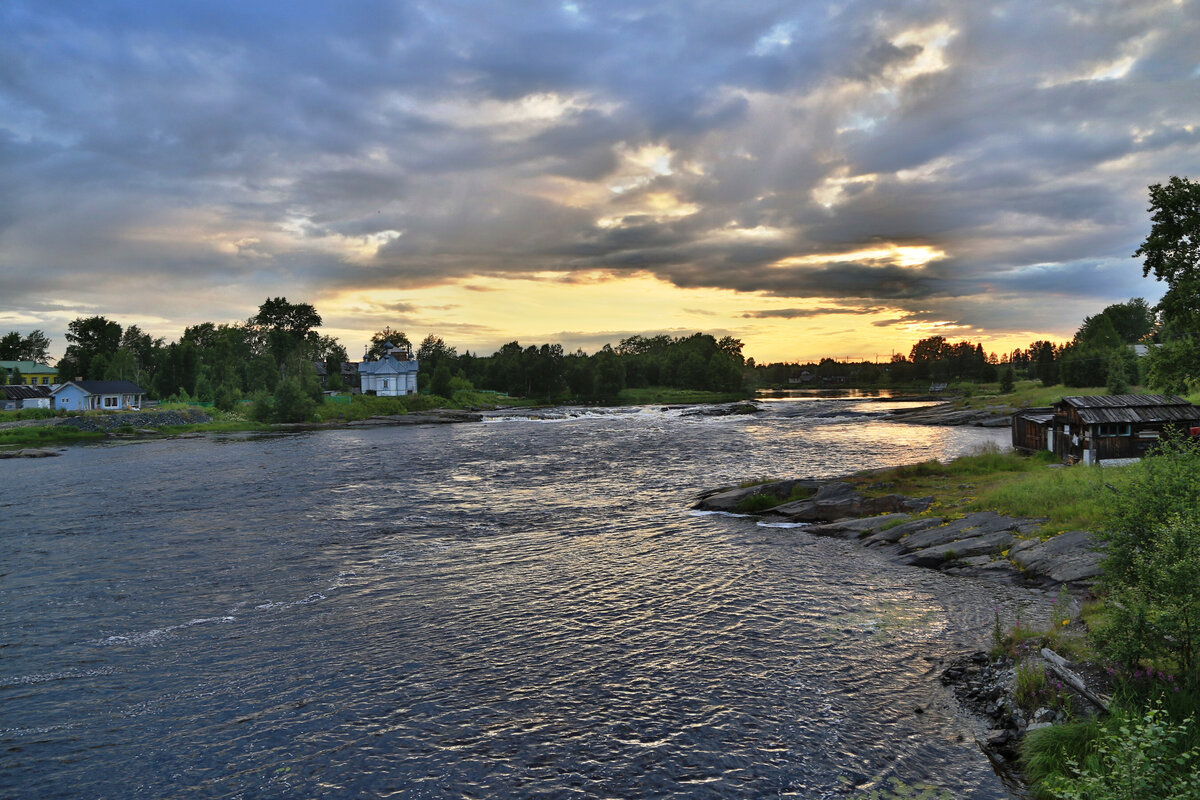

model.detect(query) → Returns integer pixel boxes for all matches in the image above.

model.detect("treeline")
[1,298,749,413]
[752,297,1160,394]
[35,299,345,408]
[399,332,746,402]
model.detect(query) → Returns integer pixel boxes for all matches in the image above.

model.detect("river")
[1,397,1051,798]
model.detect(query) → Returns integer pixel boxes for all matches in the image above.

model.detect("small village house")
[312,360,360,391]
[1,385,53,411]
[1013,395,1200,465]
[0,360,58,386]
[358,342,419,396]
[51,380,147,411]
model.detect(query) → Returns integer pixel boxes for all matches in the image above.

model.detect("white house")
[359,342,419,396]
[51,380,147,411]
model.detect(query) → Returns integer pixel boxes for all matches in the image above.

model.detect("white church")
[359,341,419,396]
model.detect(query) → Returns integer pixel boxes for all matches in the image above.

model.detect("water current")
[2,397,1055,798]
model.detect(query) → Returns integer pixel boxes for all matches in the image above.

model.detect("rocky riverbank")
[883,401,1015,428]
[696,476,1112,787]
[694,478,1102,590]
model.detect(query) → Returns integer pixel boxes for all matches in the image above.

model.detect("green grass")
[950,380,1113,411]
[1022,690,1200,799]
[0,426,104,448]
[0,407,63,421]
[854,445,1128,536]
[1022,718,1104,798]
[616,387,750,405]
[972,461,1122,535]
[311,390,539,423]
[735,485,815,513]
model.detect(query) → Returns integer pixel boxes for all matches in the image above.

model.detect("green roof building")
[0,361,58,386]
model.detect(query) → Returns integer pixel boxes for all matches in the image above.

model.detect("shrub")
[247,390,273,422]
[213,385,241,413]
[1043,703,1200,800]
[272,377,316,423]
[1095,433,1200,685]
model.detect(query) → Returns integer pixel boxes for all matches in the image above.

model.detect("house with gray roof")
[50,380,147,412]
[1048,394,1200,465]
[1,384,53,410]
[358,342,418,396]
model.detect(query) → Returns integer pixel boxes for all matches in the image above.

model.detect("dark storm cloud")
[743,307,882,320]
[1,0,1197,342]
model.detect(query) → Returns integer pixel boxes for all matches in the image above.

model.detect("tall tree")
[1135,176,1200,331]
[3,330,52,362]
[58,316,122,381]
[249,297,323,379]
[0,332,21,360]
[365,327,413,359]
[1134,178,1200,393]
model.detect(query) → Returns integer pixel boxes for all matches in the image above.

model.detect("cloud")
[0,0,1195,356]
[743,306,881,319]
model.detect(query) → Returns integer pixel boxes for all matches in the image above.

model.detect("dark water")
[2,399,1051,798]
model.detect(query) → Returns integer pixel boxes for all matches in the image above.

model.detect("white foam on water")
[98,616,235,646]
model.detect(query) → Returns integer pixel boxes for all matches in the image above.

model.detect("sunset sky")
[2,1,1198,364]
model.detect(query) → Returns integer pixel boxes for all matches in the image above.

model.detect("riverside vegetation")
[872,436,1200,799]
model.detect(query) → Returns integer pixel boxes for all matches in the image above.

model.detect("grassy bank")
[615,387,750,405]
[850,445,1124,536]
[0,425,105,448]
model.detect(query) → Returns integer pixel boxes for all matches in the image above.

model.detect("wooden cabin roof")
[1013,407,1054,424]
[1056,394,1200,424]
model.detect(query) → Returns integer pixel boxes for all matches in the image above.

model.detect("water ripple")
[0,400,1041,799]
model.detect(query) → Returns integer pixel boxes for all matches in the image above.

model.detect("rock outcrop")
[693,479,1101,590]
[0,448,61,459]
[884,402,1014,428]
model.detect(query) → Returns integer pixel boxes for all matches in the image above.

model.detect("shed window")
[1097,423,1130,437]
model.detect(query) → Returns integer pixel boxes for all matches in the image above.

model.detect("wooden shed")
[1050,395,1200,465]
[1011,407,1054,453]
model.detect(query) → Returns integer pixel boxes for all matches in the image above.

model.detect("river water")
[2,397,1051,798]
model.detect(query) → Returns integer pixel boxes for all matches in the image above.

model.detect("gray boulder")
[769,483,931,523]
[901,531,1015,568]
[1009,530,1102,585]
[801,513,914,540]
[863,516,943,545]
[901,512,1018,551]
[0,448,61,459]
[695,479,819,512]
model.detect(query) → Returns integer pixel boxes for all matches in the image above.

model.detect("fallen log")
[1040,647,1110,713]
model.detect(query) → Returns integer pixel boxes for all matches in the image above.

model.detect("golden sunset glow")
[772,244,947,270]
[313,271,1060,364]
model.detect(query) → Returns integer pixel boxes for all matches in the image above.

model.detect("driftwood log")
[1041,647,1111,713]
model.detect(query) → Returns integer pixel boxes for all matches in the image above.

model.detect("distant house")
[358,342,418,396]
[51,380,147,412]
[1,385,53,410]
[0,361,58,386]
[312,360,360,391]
[1015,395,1200,465]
